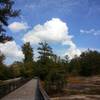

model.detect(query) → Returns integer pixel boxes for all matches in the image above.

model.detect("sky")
[0,0,100,65]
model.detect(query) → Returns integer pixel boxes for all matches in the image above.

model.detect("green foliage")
[38,41,53,64]
[0,53,9,80]
[69,50,100,76]
[33,63,49,80]
[22,42,34,62]
[23,62,34,77]
[69,56,81,76]
[35,42,55,80]
[9,62,23,78]
[45,63,67,92]
[0,0,20,43]
[36,42,67,92]
[22,42,34,77]
[79,50,100,76]
[0,53,5,79]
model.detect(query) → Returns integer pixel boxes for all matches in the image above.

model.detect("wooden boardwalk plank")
[1,79,38,100]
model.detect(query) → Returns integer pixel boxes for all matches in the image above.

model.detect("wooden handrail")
[38,80,50,100]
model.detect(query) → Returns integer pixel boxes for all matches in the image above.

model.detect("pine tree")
[0,0,20,43]
[38,41,53,63]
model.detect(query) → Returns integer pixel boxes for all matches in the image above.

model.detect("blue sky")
[0,0,100,64]
[12,0,100,48]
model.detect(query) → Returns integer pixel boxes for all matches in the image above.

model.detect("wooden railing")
[0,77,30,98]
[35,79,50,100]
[39,80,50,100]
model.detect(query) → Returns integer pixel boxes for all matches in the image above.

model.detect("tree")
[45,64,67,93]
[38,41,53,64]
[64,55,69,64]
[22,42,34,62]
[79,50,100,76]
[69,56,81,76]
[9,61,23,78]
[22,42,34,77]
[34,42,53,80]
[0,52,8,80]
[68,49,100,76]
[0,0,20,43]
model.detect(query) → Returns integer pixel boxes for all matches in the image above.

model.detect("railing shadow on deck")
[0,77,30,99]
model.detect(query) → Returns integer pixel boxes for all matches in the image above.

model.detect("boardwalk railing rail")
[37,79,50,100]
[0,77,30,98]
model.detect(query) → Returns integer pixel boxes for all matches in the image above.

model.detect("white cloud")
[65,47,81,59]
[23,18,81,58]
[23,18,72,44]
[0,41,24,64]
[80,29,100,36]
[8,22,29,32]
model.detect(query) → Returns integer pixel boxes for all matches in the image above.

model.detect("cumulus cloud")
[0,41,24,64]
[23,18,81,58]
[23,18,73,44]
[80,29,100,36]
[65,47,81,59]
[8,22,29,32]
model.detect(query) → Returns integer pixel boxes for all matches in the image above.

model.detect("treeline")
[0,41,100,92]
[68,50,100,76]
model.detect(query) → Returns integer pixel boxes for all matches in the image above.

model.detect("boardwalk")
[1,79,38,100]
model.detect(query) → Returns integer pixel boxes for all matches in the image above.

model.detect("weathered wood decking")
[1,79,38,100]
